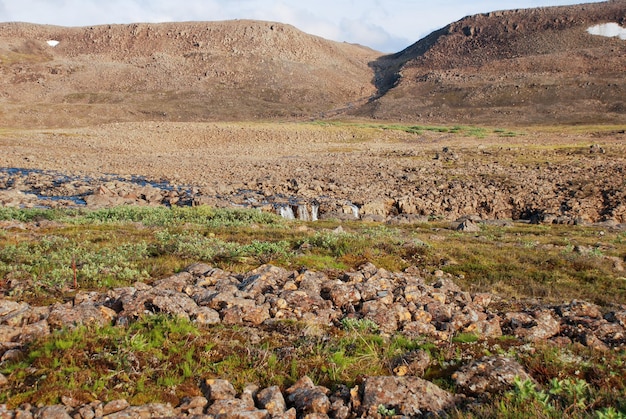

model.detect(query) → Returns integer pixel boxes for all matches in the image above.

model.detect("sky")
[0,0,609,52]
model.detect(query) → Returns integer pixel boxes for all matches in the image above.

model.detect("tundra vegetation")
[1,205,625,417]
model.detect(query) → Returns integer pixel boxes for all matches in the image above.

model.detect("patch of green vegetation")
[308,120,508,138]
[154,230,291,264]
[455,377,626,418]
[340,317,380,334]
[377,404,397,416]
[0,50,51,66]
[432,223,626,304]
[452,333,479,344]
[1,206,624,306]
[0,315,426,407]
[0,312,623,415]
[0,233,151,293]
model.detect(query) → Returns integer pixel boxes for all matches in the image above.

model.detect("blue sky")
[0,0,608,52]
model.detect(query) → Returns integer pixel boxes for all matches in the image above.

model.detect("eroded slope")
[0,21,378,128]
[358,1,626,125]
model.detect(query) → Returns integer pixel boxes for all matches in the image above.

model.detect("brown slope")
[0,20,379,128]
[355,1,626,125]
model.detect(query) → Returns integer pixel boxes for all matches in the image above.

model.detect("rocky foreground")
[1,262,625,418]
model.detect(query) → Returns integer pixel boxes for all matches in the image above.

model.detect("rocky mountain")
[1,1,625,128]
[357,1,626,125]
[0,20,378,128]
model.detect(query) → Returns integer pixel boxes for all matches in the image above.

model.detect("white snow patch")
[587,23,626,40]
[46,40,60,47]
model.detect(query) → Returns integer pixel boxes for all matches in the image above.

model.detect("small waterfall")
[297,205,310,221]
[311,204,319,221]
[350,204,360,219]
[278,202,319,221]
[279,206,295,220]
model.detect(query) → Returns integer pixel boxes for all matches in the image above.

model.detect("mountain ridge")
[359,0,626,124]
[1,1,625,127]
[0,20,378,128]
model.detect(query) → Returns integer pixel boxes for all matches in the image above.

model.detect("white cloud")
[338,19,409,52]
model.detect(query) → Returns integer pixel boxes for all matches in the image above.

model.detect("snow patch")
[587,23,626,40]
[46,40,60,47]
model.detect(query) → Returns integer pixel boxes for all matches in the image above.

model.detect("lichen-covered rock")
[285,376,330,416]
[153,272,194,292]
[391,349,431,377]
[505,312,535,329]
[465,317,503,338]
[606,310,626,328]
[326,282,361,308]
[19,320,51,343]
[358,376,458,417]
[513,310,561,341]
[205,398,267,419]
[221,304,270,325]
[102,399,130,415]
[35,405,73,419]
[256,385,286,416]
[0,300,31,327]
[176,396,208,416]
[453,356,533,396]
[557,300,603,319]
[402,320,438,339]
[0,325,21,343]
[76,404,96,419]
[194,306,221,325]
[119,288,199,320]
[105,403,175,418]
[202,378,237,402]
[48,302,116,329]
[239,264,294,296]
[362,300,398,333]
[594,322,626,346]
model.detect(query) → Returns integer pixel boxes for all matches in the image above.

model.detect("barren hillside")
[356,0,626,125]
[0,20,378,128]
[1,3,626,128]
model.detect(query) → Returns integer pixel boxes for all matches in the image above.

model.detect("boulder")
[358,376,458,417]
[391,349,431,377]
[206,398,268,419]
[48,302,116,329]
[105,403,175,418]
[119,288,199,320]
[34,405,73,419]
[456,219,481,232]
[285,376,330,416]
[177,396,208,416]
[453,356,533,396]
[102,399,130,415]
[256,386,287,416]
[514,310,561,341]
[202,378,237,402]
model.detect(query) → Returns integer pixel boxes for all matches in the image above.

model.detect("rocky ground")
[1,261,624,418]
[2,2,625,415]
[2,122,626,226]
[2,122,625,417]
